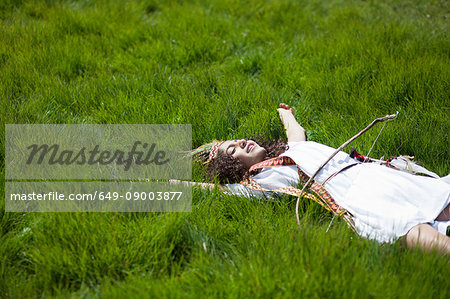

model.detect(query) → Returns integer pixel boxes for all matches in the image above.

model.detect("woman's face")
[218,139,267,169]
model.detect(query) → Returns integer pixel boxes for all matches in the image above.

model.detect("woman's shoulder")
[282,141,340,165]
[284,140,324,152]
[287,140,307,147]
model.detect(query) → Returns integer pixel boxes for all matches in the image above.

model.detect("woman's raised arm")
[277,103,306,142]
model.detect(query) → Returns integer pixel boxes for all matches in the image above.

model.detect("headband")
[190,140,224,164]
[208,140,224,161]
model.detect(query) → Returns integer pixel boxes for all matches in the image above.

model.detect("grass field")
[1,0,449,297]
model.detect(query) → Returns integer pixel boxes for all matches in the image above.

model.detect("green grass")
[1,0,449,297]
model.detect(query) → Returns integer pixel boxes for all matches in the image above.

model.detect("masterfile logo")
[26,141,170,170]
[6,124,191,180]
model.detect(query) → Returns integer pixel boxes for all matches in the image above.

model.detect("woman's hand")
[278,103,294,114]
[277,103,306,142]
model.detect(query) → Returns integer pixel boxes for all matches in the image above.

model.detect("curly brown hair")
[207,138,289,184]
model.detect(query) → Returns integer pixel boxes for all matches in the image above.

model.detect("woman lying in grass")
[189,103,450,254]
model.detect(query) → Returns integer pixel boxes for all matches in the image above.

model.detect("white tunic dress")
[226,141,450,243]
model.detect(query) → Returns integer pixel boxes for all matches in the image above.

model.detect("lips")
[247,142,254,153]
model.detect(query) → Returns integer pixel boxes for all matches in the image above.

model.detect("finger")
[290,108,294,113]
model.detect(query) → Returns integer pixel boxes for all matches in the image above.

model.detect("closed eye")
[227,147,236,156]
[227,141,237,156]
